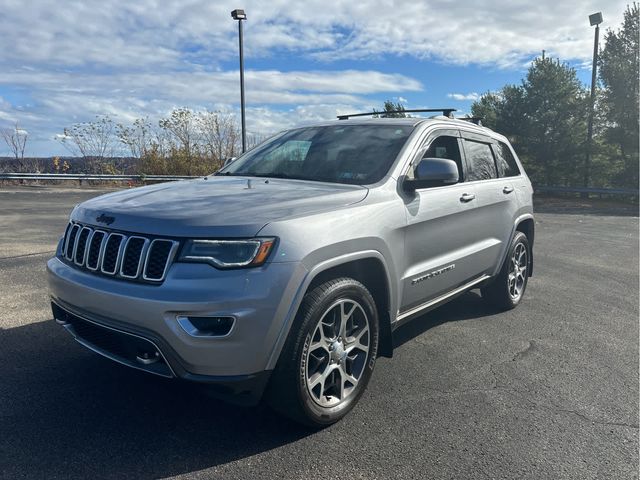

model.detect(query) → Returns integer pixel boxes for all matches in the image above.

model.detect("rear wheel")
[482,231,530,310]
[266,277,379,427]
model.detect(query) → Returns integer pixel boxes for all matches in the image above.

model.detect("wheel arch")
[492,214,535,279]
[307,256,394,359]
[265,251,395,371]
[515,215,534,277]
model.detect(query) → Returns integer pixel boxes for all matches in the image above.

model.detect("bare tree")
[116,117,153,158]
[51,108,267,176]
[247,132,270,150]
[1,122,28,170]
[57,115,117,172]
[159,108,200,175]
[197,111,240,168]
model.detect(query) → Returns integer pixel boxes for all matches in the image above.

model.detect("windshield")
[217,124,414,185]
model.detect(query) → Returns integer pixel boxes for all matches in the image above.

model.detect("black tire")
[481,231,530,311]
[266,277,379,427]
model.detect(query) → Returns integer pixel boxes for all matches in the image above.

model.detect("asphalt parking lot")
[1,186,638,480]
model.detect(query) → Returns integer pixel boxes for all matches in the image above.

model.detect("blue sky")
[0,0,627,156]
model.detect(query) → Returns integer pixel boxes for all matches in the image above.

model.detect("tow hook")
[136,351,160,365]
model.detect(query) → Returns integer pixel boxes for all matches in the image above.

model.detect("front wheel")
[481,231,530,310]
[266,277,379,427]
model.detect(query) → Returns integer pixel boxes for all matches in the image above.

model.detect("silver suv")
[48,112,534,426]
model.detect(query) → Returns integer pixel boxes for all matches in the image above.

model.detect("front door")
[399,130,486,314]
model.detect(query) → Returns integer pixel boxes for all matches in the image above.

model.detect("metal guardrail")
[0,173,197,181]
[535,186,638,196]
[1,174,637,196]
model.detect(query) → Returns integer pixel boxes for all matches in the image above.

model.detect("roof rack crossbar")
[337,108,457,120]
[457,116,484,126]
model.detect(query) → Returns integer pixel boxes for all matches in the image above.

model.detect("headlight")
[178,238,276,269]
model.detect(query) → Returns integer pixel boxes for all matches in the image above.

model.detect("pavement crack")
[426,374,639,431]
[510,339,537,362]
[489,363,501,390]
[408,332,637,431]
[496,389,640,430]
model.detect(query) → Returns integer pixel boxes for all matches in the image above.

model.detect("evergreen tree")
[472,58,587,186]
[374,100,407,117]
[520,58,588,186]
[599,3,640,188]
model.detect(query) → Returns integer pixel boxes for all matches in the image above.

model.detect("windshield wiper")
[256,173,319,181]
[214,172,261,177]
[215,172,326,182]
[258,173,298,180]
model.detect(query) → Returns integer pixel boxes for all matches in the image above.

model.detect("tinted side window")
[422,135,464,181]
[493,142,521,177]
[464,140,497,181]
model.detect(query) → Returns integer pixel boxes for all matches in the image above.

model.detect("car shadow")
[0,319,312,479]
[1,291,495,479]
[393,290,495,349]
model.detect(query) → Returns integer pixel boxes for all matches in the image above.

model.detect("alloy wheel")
[305,299,370,407]
[508,242,528,300]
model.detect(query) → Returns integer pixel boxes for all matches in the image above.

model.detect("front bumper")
[52,299,271,405]
[47,255,306,394]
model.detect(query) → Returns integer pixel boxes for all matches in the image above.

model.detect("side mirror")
[404,157,459,190]
[223,157,237,167]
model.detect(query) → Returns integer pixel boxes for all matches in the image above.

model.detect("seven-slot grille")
[61,222,178,283]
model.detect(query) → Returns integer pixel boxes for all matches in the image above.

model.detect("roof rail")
[456,116,484,126]
[337,108,456,120]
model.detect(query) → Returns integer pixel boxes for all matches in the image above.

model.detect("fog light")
[176,315,235,338]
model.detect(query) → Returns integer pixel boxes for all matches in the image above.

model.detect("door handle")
[460,193,476,203]
[503,186,514,194]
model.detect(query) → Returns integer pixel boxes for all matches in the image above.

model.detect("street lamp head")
[231,9,247,20]
[589,12,603,26]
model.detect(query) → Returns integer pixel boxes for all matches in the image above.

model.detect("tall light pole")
[231,9,247,153]
[584,12,603,190]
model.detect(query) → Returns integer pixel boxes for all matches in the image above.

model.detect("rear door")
[460,131,519,274]
[399,129,485,313]
[492,138,529,202]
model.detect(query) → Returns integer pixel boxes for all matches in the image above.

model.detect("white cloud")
[0,67,411,155]
[0,0,627,69]
[0,68,420,113]
[0,0,629,155]
[447,92,480,101]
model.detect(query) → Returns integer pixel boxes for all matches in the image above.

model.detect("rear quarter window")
[493,142,521,177]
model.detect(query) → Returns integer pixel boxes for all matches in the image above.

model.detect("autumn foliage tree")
[112,108,242,176]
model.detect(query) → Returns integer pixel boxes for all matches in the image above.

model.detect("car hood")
[71,176,369,237]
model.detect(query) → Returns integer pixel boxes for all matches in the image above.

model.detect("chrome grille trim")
[85,230,107,271]
[74,226,93,266]
[65,224,81,261]
[100,233,126,275]
[62,223,72,257]
[119,236,150,279]
[60,221,177,283]
[142,239,180,282]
